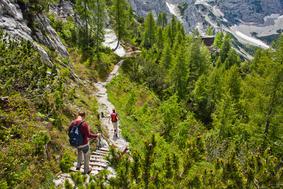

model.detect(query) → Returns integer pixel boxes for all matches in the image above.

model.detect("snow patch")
[212,6,224,17]
[233,30,270,49]
[231,14,283,38]
[103,29,126,57]
[165,2,182,22]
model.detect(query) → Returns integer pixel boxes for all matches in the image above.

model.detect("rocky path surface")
[94,60,129,151]
[54,32,129,187]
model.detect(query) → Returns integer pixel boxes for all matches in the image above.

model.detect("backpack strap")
[77,121,84,128]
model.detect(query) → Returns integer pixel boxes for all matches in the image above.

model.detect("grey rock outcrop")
[49,0,75,20]
[0,0,68,62]
[217,0,283,24]
[129,0,170,17]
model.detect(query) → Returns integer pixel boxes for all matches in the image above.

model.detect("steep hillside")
[0,0,121,188]
[1,0,283,188]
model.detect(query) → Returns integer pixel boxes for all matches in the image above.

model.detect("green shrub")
[59,153,73,173]
[32,131,50,154]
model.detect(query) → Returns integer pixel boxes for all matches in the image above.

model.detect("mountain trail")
[53,36,140,187]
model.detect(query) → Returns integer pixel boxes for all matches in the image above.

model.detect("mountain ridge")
[129,0,283,51]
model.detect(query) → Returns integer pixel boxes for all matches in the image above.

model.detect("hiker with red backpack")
[110,109,119,138]
[68,111,100,174]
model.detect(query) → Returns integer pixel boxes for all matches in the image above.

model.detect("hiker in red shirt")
[69,111,99,174]
[110,109,119,138]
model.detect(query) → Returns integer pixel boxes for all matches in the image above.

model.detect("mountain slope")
[129,0,283,52]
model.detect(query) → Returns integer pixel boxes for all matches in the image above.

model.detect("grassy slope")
[0,35,119,188]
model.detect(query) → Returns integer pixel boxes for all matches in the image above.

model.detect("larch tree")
[142,12,156,49]
[213,32,224,48]
[92,0,106,59]
[206,26,214,35]
[75,0,94,51]
[170,46,189,99]
[219,34,231,64]
[223,49,241,69]
[157,12,167,28]
[111,0,128,50]
[160,42,172,71]
[187,38,210,92]
[242,49,283,144]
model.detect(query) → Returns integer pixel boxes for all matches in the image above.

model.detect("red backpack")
[111,113,118,122]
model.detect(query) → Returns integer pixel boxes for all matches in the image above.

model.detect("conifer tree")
[170,46,188,99]
[142,12,156,49]
[223,49,241,69]
[206,26,214,35]
[163,25,174,47]
[172,31,185,54]
[143,135,156,189]
[214,32,224,48]
[160,42,172,71]
[112,0,128,50]
[159,95,181,139]
[156,27,164,49]
[222,65,241,103]
[75,0,94,51]
[187,38,210,92]
[92,0,105,59]
[219,34,231,64]
[131,152,141,184]
[212,91,239,138]
[242,49,283,143]
[170,16,178,38]
[191,75,211,124]
[157,12,167,28]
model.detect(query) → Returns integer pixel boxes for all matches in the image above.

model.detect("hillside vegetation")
[106,13,283,189]
[0,0,282,188]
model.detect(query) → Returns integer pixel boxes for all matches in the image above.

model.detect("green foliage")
[48,14,76,46]
[111,0,131,45]
[206,26,214,35]
[106,20,283,189]
[92,0,106,58]
[170,47,189,99]
[74,0,106,59]
[0,38,53,96]
[60,153,74,173]
[159,95,182,140]
[142,12,156,49]
[214,32,224,48]
[2,1,283,187]
[219,34,231,64]
[32,131,50,154]
[157,12,167,28]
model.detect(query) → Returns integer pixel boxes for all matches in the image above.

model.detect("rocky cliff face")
[217,0,283,24]
[0,0,68,62]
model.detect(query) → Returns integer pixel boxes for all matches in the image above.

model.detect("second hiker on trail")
[110,109,119,138]
[69,111,100,174]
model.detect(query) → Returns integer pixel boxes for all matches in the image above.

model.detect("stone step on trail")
[99,147,109,152]
[89,155,107,162]
[92,151,108,156]
[92,166,105,171]
[96,149,109,154]
[89,161,108,168]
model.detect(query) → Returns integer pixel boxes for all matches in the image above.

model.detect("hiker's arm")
[85,124,98,139]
